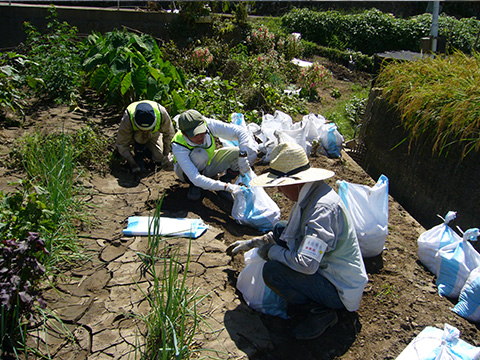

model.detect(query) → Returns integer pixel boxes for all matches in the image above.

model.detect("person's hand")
[257,243,274,261]
[225,183,243,195]
[161,157,174,171]
[237,155,250,175]
[226,233,274,256]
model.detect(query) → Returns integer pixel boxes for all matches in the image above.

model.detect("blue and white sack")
[337,174,389,258]
[417,211,462,276]
[452,266,480,323]
[395,323,480,360]
[317,122,344,158]
[435,228,480,299]
[236,248,287,318]
[232,168,281,232]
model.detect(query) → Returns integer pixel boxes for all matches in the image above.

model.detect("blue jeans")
[262,221,345,310]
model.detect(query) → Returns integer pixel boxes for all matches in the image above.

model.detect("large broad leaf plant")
[83,30,186,111]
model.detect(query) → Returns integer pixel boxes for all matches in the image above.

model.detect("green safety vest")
[171,127,215,165]
[127,100,162,132]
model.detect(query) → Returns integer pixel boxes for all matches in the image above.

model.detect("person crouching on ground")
[171,109,255,201]
[116,100,175,174]
[227,142,368,340]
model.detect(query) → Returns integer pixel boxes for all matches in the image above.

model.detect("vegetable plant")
[22,6,86,104]
[83,29,186,112]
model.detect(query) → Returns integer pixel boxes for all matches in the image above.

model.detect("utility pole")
[430,1,440,52]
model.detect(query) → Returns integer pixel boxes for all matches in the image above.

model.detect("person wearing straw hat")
[171,109,254,202]
[116,100,175,174]
[228,142,368,340]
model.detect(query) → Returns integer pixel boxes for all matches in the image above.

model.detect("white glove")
[226,232,274,256]
[225,183,243,195]
[237,155,250,175]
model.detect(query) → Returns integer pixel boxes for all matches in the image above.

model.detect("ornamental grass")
[375,51,480,157]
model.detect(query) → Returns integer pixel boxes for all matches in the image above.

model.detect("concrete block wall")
[0,2,177,49]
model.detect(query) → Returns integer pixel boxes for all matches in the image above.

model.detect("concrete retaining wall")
[361,88,480,233]
[0,2,178,49]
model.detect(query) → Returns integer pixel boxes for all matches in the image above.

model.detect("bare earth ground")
[1,65,479,359]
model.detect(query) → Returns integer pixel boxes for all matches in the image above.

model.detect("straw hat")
[250,142,335,187]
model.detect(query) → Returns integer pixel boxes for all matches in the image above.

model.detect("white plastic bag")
[259,111,293,163]
[317,122,344,158]
[337,174,389,258]
[417,211,461,276]
[232,168,281,232]
[452,266,480,323]
[236,248,287,318]
[435,228,480,299]
[395,324,480,360]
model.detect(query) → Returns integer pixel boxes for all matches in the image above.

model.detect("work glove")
[161,157,174,171]
[225,183,244,196]
[237,155,250,175]
[257,243,274,261]
[226,232,274,256]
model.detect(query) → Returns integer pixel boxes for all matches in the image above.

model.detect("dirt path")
[1,98,479,359]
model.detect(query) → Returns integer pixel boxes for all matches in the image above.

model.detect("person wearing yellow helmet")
[116,100,175,174]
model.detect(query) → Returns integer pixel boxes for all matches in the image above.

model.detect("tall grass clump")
[11,131,87,266]
[135,199,207,359]
[375,51,480,157]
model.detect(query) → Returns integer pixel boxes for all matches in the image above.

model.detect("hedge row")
[282,8,480,56]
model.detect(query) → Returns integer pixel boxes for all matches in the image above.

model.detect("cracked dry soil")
[1,79,479,359]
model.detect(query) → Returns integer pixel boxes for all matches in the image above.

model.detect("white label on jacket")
[299,235,328,262]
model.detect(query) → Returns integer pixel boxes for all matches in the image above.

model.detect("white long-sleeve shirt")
[171,117,252,191]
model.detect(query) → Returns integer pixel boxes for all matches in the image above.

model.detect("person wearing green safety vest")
[171,109,256,202]
[116,100,175,174]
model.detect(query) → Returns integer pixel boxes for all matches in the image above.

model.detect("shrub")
[191,46,214,71]
[298,61,332,99]
[281,7,480,56]
[246,26,275,54]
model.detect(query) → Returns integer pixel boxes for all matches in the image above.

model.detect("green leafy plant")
[0,182,55,241]
[277,33,304,61]
[0,52,43,124]
[22,6,86,104]
[83,29,186,111]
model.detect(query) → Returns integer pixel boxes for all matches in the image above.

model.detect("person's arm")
[157,104,175,155]
[172,142,231,192]
[116,111,137,168]
[268,205,340,275]
[207,118,251,154]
